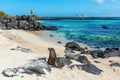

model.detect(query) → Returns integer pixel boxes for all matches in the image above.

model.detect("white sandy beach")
[0,29,120,80]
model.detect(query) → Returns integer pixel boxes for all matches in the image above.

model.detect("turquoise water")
[40,20,120,48]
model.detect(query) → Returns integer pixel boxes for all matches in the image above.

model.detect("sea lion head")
[48,48,55,51]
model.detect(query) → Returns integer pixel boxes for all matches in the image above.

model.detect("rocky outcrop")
[69,63,103,75]
[0,15,58,31]
[88,48,120,58]
[104,48,120,58]
[23,60,51,74]
[65,46,90,64]
[2,59,51,77]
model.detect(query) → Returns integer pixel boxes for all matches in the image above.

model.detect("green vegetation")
[0,11,14,18]
[0,11,8,17]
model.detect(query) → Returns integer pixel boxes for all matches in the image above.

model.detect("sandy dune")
[0,29,120,80]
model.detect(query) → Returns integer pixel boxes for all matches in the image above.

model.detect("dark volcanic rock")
[102,25,109,29]
[65,53,80,60]
[50,34,54,37]
[65,42,81,51]
[54,58,72,68]
[90,50,105,58]
[81,63,103,75]
[89,48,120,58]
[65,48,74,54]
[64,47,80,60]
[105,48,119,53]
[109,60,114,63]
[103,51,120,58]
[55,58,64,68]
[94,61,101,63]
[77,56,90,64]
[69,63,103,75]
[0,15,58,31]
[65,50,90,64]
[104,48,120,58]
[47,48,57,65]
[110,62,120,67]
[57,41,62,44]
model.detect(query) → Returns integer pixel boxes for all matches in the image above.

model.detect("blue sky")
[0,0,120,17]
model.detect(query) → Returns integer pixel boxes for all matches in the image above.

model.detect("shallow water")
[40,20,120,48]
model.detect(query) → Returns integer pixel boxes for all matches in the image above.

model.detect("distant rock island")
[39,17,120,20]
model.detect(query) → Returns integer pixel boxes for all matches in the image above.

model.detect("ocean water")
[40,20,120,48]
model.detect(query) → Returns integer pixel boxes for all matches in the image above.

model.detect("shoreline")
[35,30,102,50]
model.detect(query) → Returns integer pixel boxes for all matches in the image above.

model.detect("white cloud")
[110,0,116,2]
[93,0,116,4]
[94,0,105,4]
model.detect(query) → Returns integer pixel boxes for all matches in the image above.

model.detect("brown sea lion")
[47,48,57,65]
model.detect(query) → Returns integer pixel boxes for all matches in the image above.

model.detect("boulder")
[17,20,29,29]
[0,22,7,30]
[50,34,54,37]
[110,62,120,67]
[102,25,109,29]
[65,53,80,60]
[65,47,74,54]
[108,60,113,63]
[65,42,81,51]
[23,60,51,74]
[6,20,18,28]
[94,60,101,63]
[77,56,90,64]
[57,41,62,44]
[90,48,120,58]
[55,57,72,68]
[103,51,120,58]
[2,68,18,77]
[105,48,119,53]
[65,50,90,64]
[2,59,51,77]
[69,63,103,75]
[27,16,37,23]
[90,50,105,58]
[47,48,57,65]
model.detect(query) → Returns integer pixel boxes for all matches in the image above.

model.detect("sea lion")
[47,48,57,65]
